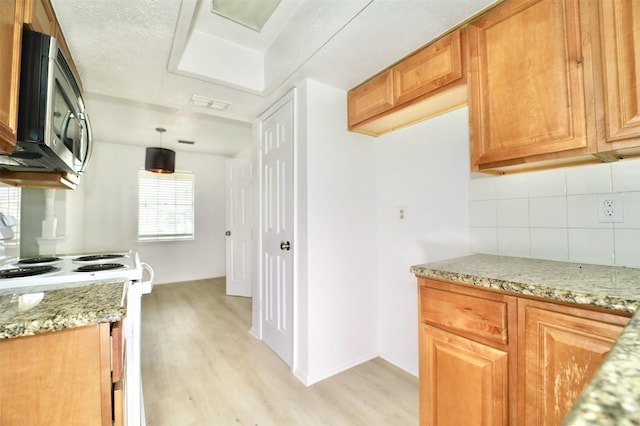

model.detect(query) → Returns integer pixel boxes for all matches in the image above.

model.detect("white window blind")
[138,170,194,241]
[0,185,20,247]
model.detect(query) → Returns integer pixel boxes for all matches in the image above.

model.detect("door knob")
[225,230,231,236]
[280,241,291,251]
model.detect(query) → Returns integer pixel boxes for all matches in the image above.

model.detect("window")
[0,185,20,248]
[138,170,194,241]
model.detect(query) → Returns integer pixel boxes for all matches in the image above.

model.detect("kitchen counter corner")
[411,253,640,425]
[0,280,126,339]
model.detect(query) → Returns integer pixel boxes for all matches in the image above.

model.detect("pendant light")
[145,127,175,174]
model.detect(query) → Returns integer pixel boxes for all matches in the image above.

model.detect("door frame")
[252,88,298,373]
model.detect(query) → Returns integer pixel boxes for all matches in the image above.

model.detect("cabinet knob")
[225,230,231,236]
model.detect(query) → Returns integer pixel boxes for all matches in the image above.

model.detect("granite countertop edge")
[410,254,640,425]
[410,267,639,314]
[0,280,127,340]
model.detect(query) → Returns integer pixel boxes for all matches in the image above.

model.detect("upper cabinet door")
[468,0,594,170]
[24,0,56,35]
[0,0,23,154]
[347,70,394,128]
[393,30,465,105]
[598,0,640,149]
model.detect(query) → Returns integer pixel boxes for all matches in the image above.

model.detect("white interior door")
[225,158,253,297]
[260,96,294,366]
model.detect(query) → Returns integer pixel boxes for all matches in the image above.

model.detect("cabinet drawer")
[419,284,511,346]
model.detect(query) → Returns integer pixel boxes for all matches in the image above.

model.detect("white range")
[0,251,154,426]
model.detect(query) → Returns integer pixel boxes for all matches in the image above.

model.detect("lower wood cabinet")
[418,277,630,426]
[519,298,628,425]
[0,322,124,425]
[420,324,510,426]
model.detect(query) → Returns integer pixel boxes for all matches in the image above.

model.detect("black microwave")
[2,29,92,176]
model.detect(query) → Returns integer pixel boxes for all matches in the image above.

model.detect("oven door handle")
[140,262,154,294]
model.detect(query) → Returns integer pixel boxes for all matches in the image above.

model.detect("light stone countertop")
[0,280,126,339]
[410,254,640,425]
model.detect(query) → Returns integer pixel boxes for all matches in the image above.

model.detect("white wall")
[375,107,472,376]
[294,80,378,385]
[81,141,228,284]
[469,159,640,267]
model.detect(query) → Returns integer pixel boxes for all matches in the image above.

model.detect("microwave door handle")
[69,114,82,173]
[78,112,92,174]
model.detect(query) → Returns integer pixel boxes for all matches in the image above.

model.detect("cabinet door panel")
[393,30,464,105]
[0,0,22,154]
[420,324,509,426]
[24,0,56,35]
[347,70,394,126]
[599,0,640,146]
[519,300,627,426]
[0,324,112,425]
[469,0,590,168]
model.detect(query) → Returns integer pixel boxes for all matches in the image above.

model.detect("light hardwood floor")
[141,278,418,426]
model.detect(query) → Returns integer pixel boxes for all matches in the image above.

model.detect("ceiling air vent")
[190,95,230,111]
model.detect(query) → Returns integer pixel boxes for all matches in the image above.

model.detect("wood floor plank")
[141,278,418,425]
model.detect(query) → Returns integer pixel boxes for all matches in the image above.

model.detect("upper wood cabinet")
[393,30,465,105]
[596,0,640,152]
[348,29,467,136]
[24,0,56,35]
[468,0,599,172]
[348,70,394,128]
[0,0,23,154]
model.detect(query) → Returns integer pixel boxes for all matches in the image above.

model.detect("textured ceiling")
[50,0,497,156]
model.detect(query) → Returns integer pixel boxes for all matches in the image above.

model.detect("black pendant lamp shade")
[145,127,175,173]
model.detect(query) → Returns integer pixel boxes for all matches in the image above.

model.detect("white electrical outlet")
[597,194,624,223]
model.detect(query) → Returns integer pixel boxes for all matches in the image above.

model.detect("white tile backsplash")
[567,195,612,229]
[495,173,529,199]
[528,169,566,197]
[612,160,640,192]
[529,196,567,228]
[469,200,496,227]
[470,227,498,254]
[530,228,568,261]
[566,163,612,195]
[469,159,640,267]
[618,191,640,229]
[496,199,529,227]
[568,228,614,265]
[614,229,640,268]
[469,173,496,200]
[497,227,530,257]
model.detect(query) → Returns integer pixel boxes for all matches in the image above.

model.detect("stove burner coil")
[17,256,61,265]
[73,254,125,262]
[74,263,125,273]
[0,265,60,278]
